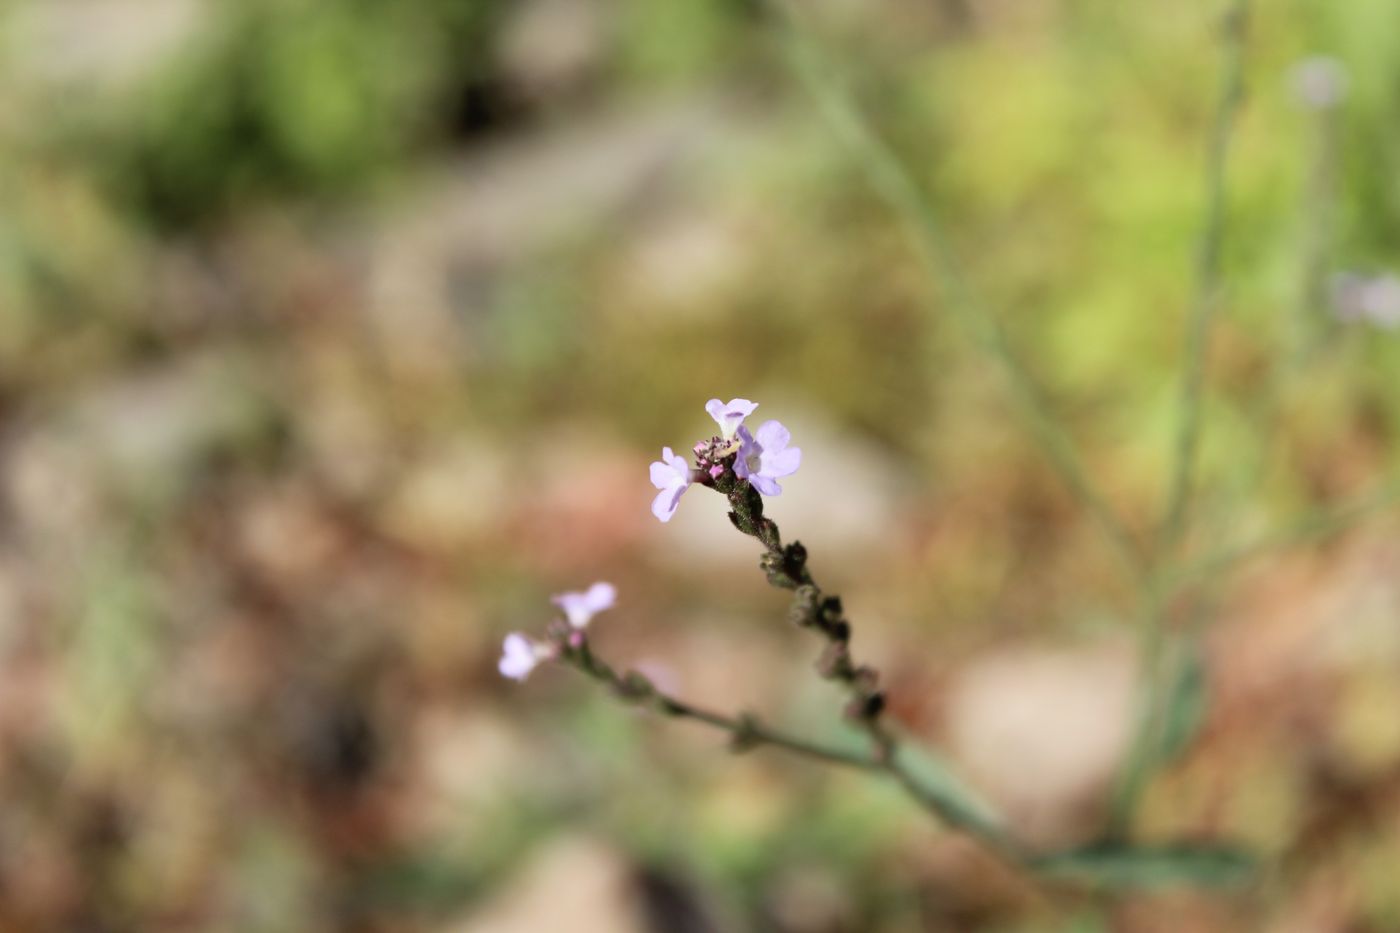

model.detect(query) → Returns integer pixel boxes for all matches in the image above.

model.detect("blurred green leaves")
[94,0,504,229]
[1032,842,1257,890]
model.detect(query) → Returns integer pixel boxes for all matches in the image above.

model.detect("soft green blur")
[1,1,1398,930]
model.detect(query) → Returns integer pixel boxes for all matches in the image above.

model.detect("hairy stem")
[719,475,1022,855]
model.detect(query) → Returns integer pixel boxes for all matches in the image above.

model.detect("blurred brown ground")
[1,0,1399,931]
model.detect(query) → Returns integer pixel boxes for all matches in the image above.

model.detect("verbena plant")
[500,0,1396,890]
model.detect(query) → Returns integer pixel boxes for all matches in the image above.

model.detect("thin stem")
[715,474,1027,859]
[1110,478,1400,828]
[1108,0,1252,836]
[768,0,1145,583]
[1203,88,1342,538]
[1166,481,1400,590]
[1158,0,1252,557]
[565,628,1025,857]
[1108,582,1171,833]
[566,640,879,772]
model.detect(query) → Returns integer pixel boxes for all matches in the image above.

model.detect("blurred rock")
[408,707,535,835]
[8,0,207,92]
[609,207,751,322]
[765,864,854,933]
[365,98,730,376]
[497,0,609,104]
[380,440,512,551]
[449,835,647,933]
[943,643,1135,848]
[4,353,271,551]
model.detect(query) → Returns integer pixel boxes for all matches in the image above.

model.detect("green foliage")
[1032,842,1258,889]
[92,0,504,229]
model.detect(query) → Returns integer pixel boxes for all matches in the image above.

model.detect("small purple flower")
[735,420,802,496]
[1291,56,1348,110]
[705,398,759,441]
[551,581,617,629]
[1332,272,1400,330]
[649,446,692,522]
[498,633,552,682]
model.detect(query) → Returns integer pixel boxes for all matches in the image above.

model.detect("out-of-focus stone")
[943,643,1136,848]
[497,0,608,104]
[609,207,751,323]
[365,100,728,374]
[766,864,854,933]
[379,441,512,551]
[8,0,207,92]
[4,353,270,550]
[448,835,646,933]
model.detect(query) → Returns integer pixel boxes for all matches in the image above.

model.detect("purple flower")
[1291,56,1348,110]
[498,633,551,681]
[649,446,692,522]
[1332,272,1400,330]
[551,581,617,629]
[705,398,758,441]
[735,420,801,496]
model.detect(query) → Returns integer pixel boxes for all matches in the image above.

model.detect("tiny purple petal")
[767,446,801,477]
[754,419,790,451]
[650,460,676,490]
[733,425,757,481]
[582,582,616,612]
[749,474,782,497]
[499,633,541,681]
[1364,275,1400,328]
[552,581,617,628]
[648,446,692,522]
[652,484,687,522]
[1291,56,1347,110]
[705,397,758,439]
[735,419,800,496]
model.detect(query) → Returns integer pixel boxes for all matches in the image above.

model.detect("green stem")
[1110,0,1252,835]
[717,475,1028,857]
[1158,0,1252,558]
[1108,582,1172,833]
[567,627,1025,856]
[768,0,1145,584]
[1166,481,1400,589]
[568,638,879,771]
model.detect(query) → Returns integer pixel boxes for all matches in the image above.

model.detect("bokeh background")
[3,0,1400,930]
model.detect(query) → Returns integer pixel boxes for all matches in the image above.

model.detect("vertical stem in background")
[1113,0,1252,834]
[1251,76,1343,488]
[1158,0,1253,559]
[768,0,1146,584]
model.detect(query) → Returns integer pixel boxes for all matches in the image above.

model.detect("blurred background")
[2,0,1399,930]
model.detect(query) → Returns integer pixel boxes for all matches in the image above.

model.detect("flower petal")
[664,448,690,477]
[706,398,758,438]
[650,459,677,490]
[498,633,538,681]
[765,446,801,477]
[749,473,782,497]
[754,419,790,452]
[583,582,617,613]
[652,484,686,522]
